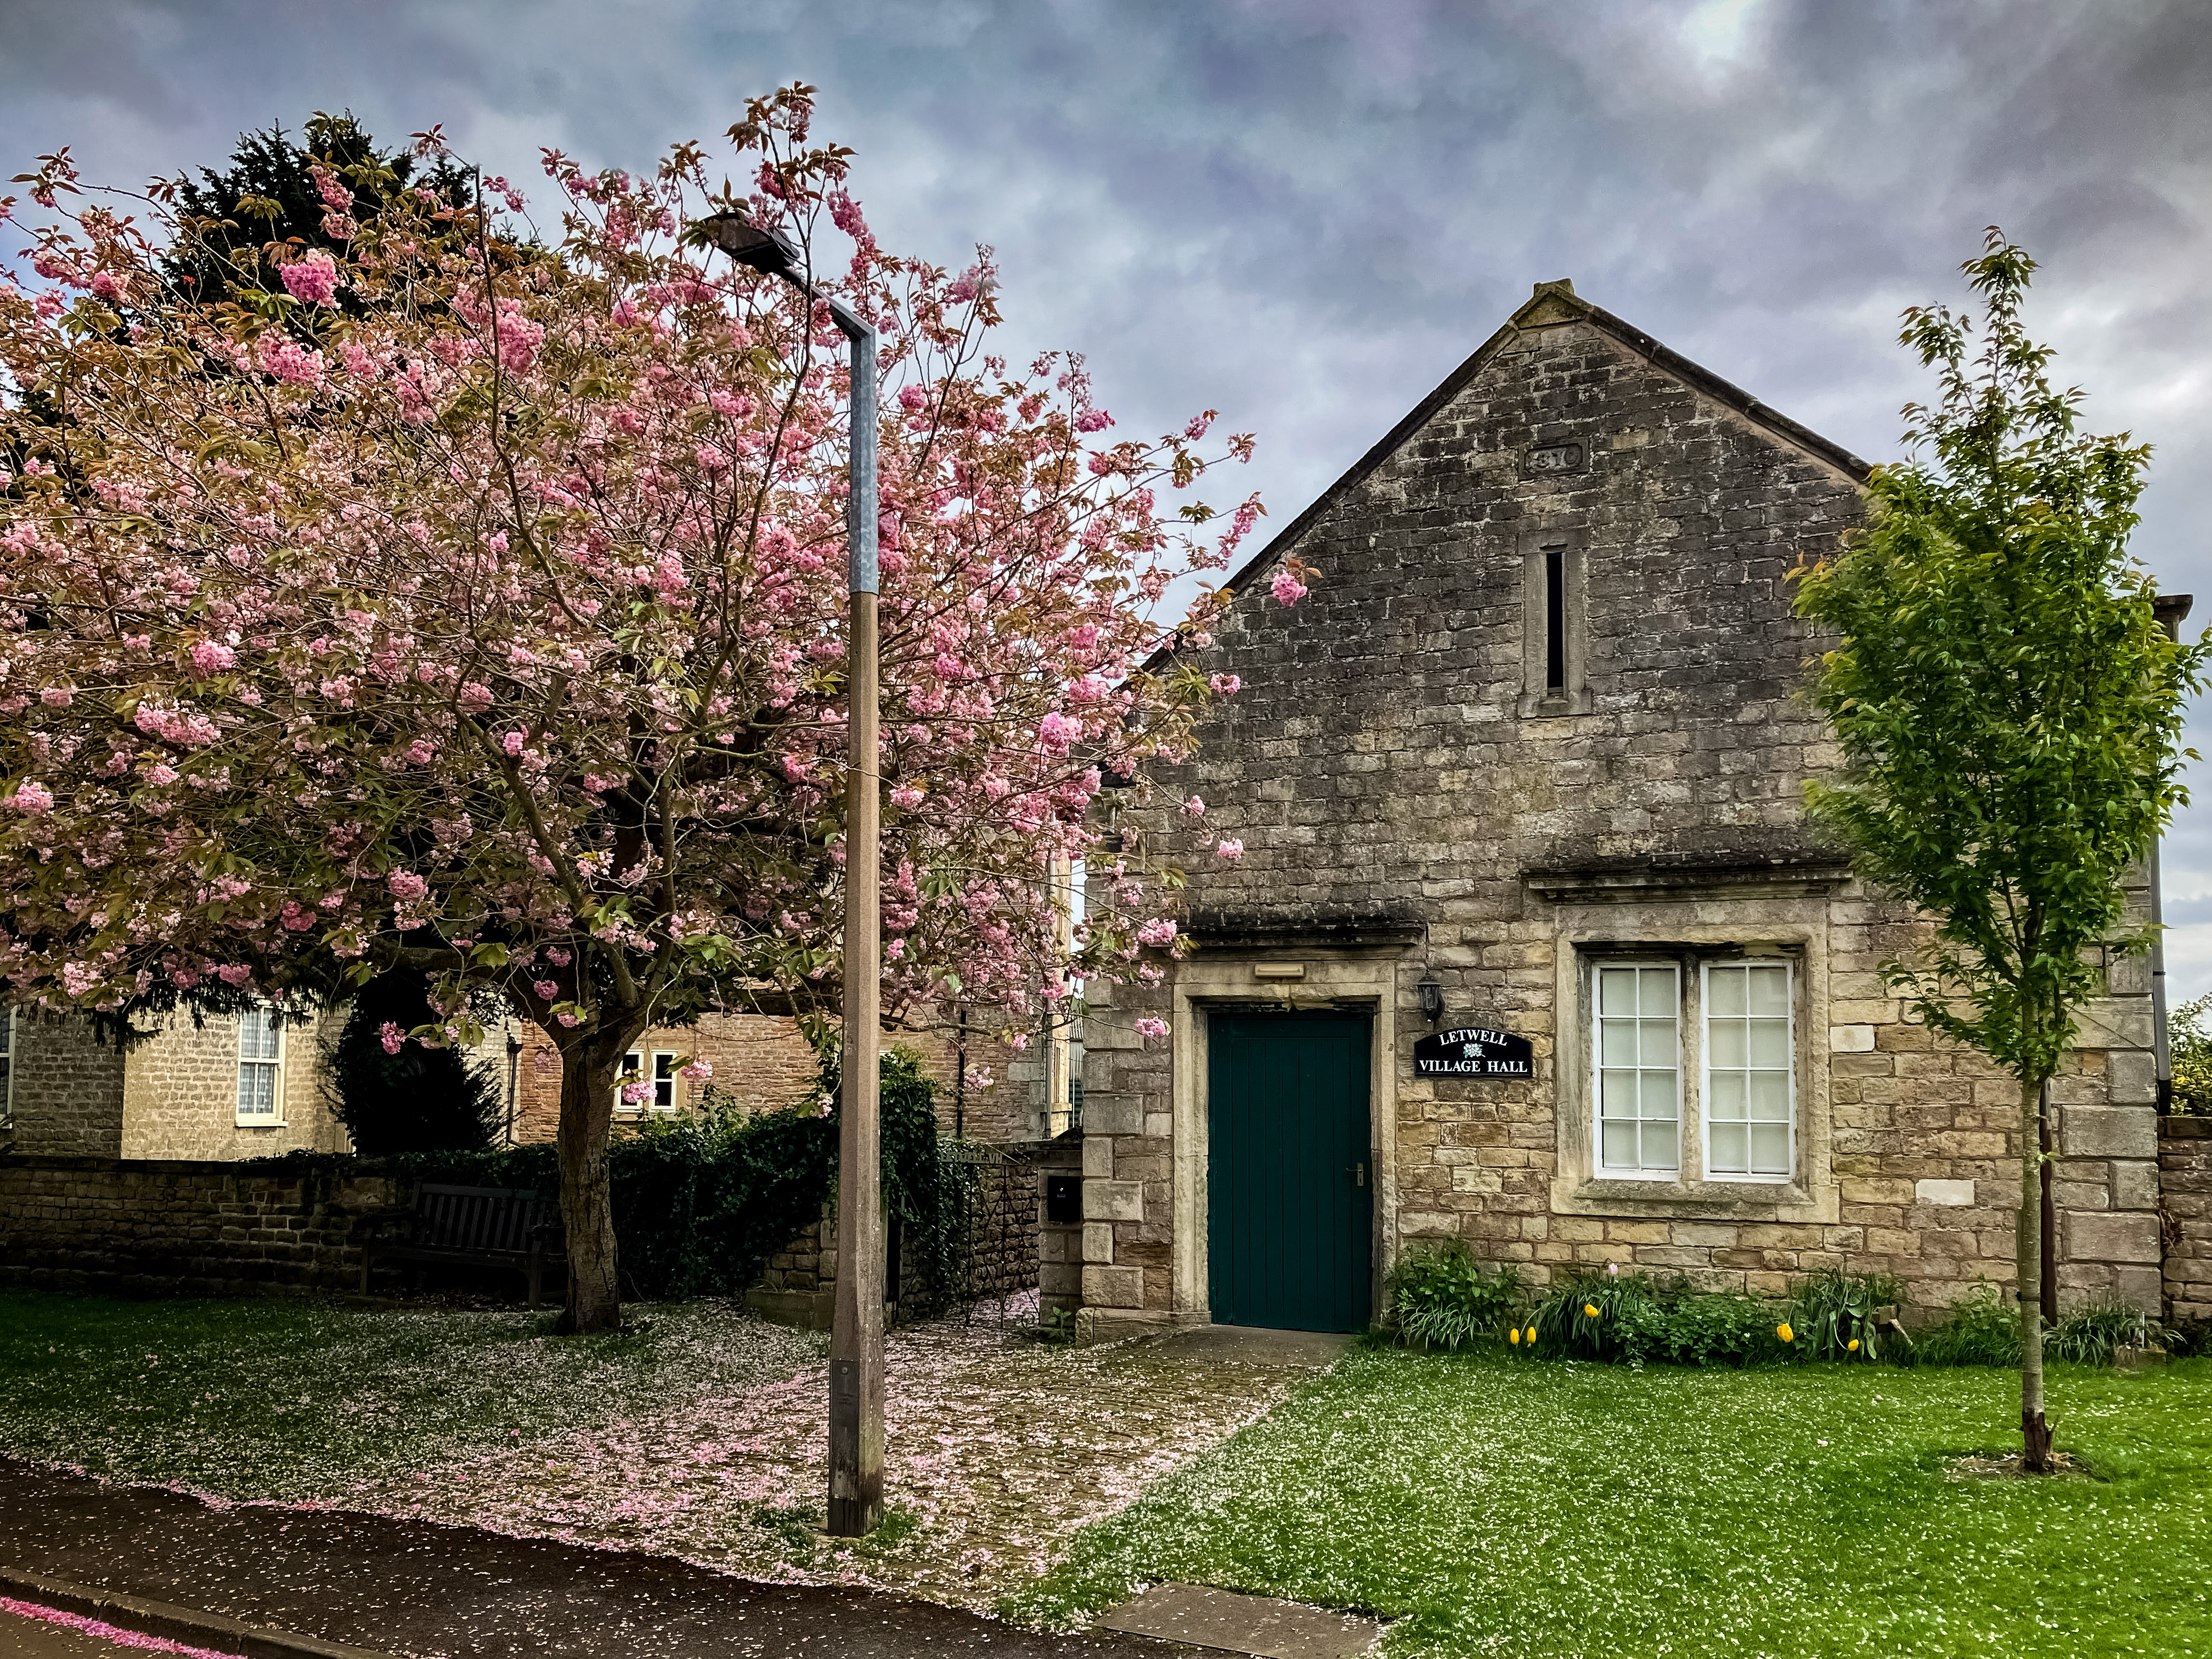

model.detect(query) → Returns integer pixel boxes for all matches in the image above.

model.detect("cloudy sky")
[7,0,2210,985]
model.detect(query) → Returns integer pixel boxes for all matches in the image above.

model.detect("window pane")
[1601,1019,1638,1067]
[1748,1072,1790,1121]
[0,1014,12,1059]
[1748,966,1790,1016]
[1601,1121,1640,1169]
[1748,1019,1790,1069]
[1708,1070,1746,1120]
[653,1054,676,1109]
[1640,967,1675,1008]
[620,1052,642,1079]
[1748,1122,1790,1175]
[1708,967,1746,1017]
[1600,969,1640,1015]
[1639,1018,1675,1062]
[1709,1018,1747,1069]
[1600,1070,1638,1120]
[1710,1121,1748,1173]
[1640,1070,1677,1119]
[1639,1121,1679,1170]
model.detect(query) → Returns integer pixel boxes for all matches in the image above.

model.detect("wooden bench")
[360,1183,566,1307]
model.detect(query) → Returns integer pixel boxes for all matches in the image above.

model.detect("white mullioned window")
[651,1052,679,1112]
[1595,963,1680,1175]
[0,1008,14,1120]
[1704,961,1794,1180]
[616,1049,644,1113]
[236,1007,284,1124]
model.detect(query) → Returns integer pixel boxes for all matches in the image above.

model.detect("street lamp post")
[704,212,883,1537]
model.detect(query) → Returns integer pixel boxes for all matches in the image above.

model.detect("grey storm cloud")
[5,0,2211,970]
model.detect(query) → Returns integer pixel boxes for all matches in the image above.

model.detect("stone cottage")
[1066,279,2172,1338]
[1,1007,351,1161]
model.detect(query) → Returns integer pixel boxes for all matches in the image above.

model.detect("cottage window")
[0,1009,14,1120]
[1594,964,1679,1174]
[616,1049,644,1113]
[236,1007,284,1125]
[1703,962,1794,1179]
[651,1051,679,1112]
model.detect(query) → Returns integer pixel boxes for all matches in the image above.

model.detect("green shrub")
[1627,1288,1787,1367]
[2043,1300,2184,1367]
[1386,1241,1525,1352]
[1902,1279,2022,1367]
[1786,1267,1905,1363]
[2169,993,2212,1115]
[1528,1268,1654,1362]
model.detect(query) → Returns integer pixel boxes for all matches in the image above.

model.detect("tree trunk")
[2017,1070,2052,1472]
[554,1039,624,1334]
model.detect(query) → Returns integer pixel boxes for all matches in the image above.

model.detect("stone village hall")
[1046,278,2174,1339]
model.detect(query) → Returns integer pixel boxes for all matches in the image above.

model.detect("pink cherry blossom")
[1134,1016,1169,1039]
[379,1021,407,1055]
[280,252,340,308]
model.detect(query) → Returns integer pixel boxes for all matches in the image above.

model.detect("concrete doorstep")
[1093,1584,1384,1659]
[0,1568,396,1659]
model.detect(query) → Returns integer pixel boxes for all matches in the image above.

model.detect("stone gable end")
[1071,284,2163,1336]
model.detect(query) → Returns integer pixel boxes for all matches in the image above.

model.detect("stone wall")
[747,1142,1045,1328]
[1077,279,2163,1334]
[0,1155,402,1297]
[4,1014,128,1159]
[2161,1116,2212,1325]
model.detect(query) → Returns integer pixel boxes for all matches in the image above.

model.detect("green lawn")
[0,1289,821,1500]
[1012,1347,2212,1658]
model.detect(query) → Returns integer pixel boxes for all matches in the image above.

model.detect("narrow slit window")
[1545,548,1566,690]
[1705,963,1794,1178]
[1595,965,1679,1174]
[651,1052,679,1111]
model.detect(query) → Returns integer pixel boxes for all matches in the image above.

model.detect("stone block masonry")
[2162,1117,2212,1325]
[0,1155,403,1298]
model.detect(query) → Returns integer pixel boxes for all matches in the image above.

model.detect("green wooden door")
[1207,1012,1373,1333]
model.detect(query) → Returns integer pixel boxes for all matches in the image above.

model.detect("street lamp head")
[700,211,800,279]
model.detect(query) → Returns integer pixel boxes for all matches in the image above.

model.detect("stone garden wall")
[0,1155,402,1297]
[746,1141,1045,1328]
[2161,1116,2212,1325]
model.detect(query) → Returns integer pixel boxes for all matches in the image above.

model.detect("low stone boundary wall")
[2160,1116,2212,1325]
[0,1155,403,1298]
[747,1141,1045,1328]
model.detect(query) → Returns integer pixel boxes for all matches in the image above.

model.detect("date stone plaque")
[1414,1026,1534,1079]
[1525,441,1585,475]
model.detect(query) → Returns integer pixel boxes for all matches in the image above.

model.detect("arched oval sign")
[1413,1026,1533,1078]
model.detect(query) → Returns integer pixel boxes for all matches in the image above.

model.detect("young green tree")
[1795,230,2202,1471]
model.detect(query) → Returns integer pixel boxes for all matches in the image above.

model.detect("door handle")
[1355,1162,1366,1188]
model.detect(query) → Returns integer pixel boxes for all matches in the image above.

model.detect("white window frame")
[615,1049,645,1114]
[0,1008,15,1122]
[236,1006,285,1126]
[1591,960,1682,1177]
[1701,960,1796,1183]
[650,1051,680,1113]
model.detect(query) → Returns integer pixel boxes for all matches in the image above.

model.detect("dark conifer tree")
[325,972,505,1155]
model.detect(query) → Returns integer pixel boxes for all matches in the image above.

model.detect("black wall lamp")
[1417,973,1445,1025]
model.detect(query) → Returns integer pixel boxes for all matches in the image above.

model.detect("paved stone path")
[336,1312,1335,1613]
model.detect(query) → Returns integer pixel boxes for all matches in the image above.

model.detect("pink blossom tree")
[0,86,1294,1331]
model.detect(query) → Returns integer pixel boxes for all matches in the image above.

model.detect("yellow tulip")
[1526,1326,1538,1345]
[1778,1322,1795,1343]
[1509,1327,1522,1345]
[1847,1338,1860,1352]
[1583,1303,1599,1318]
